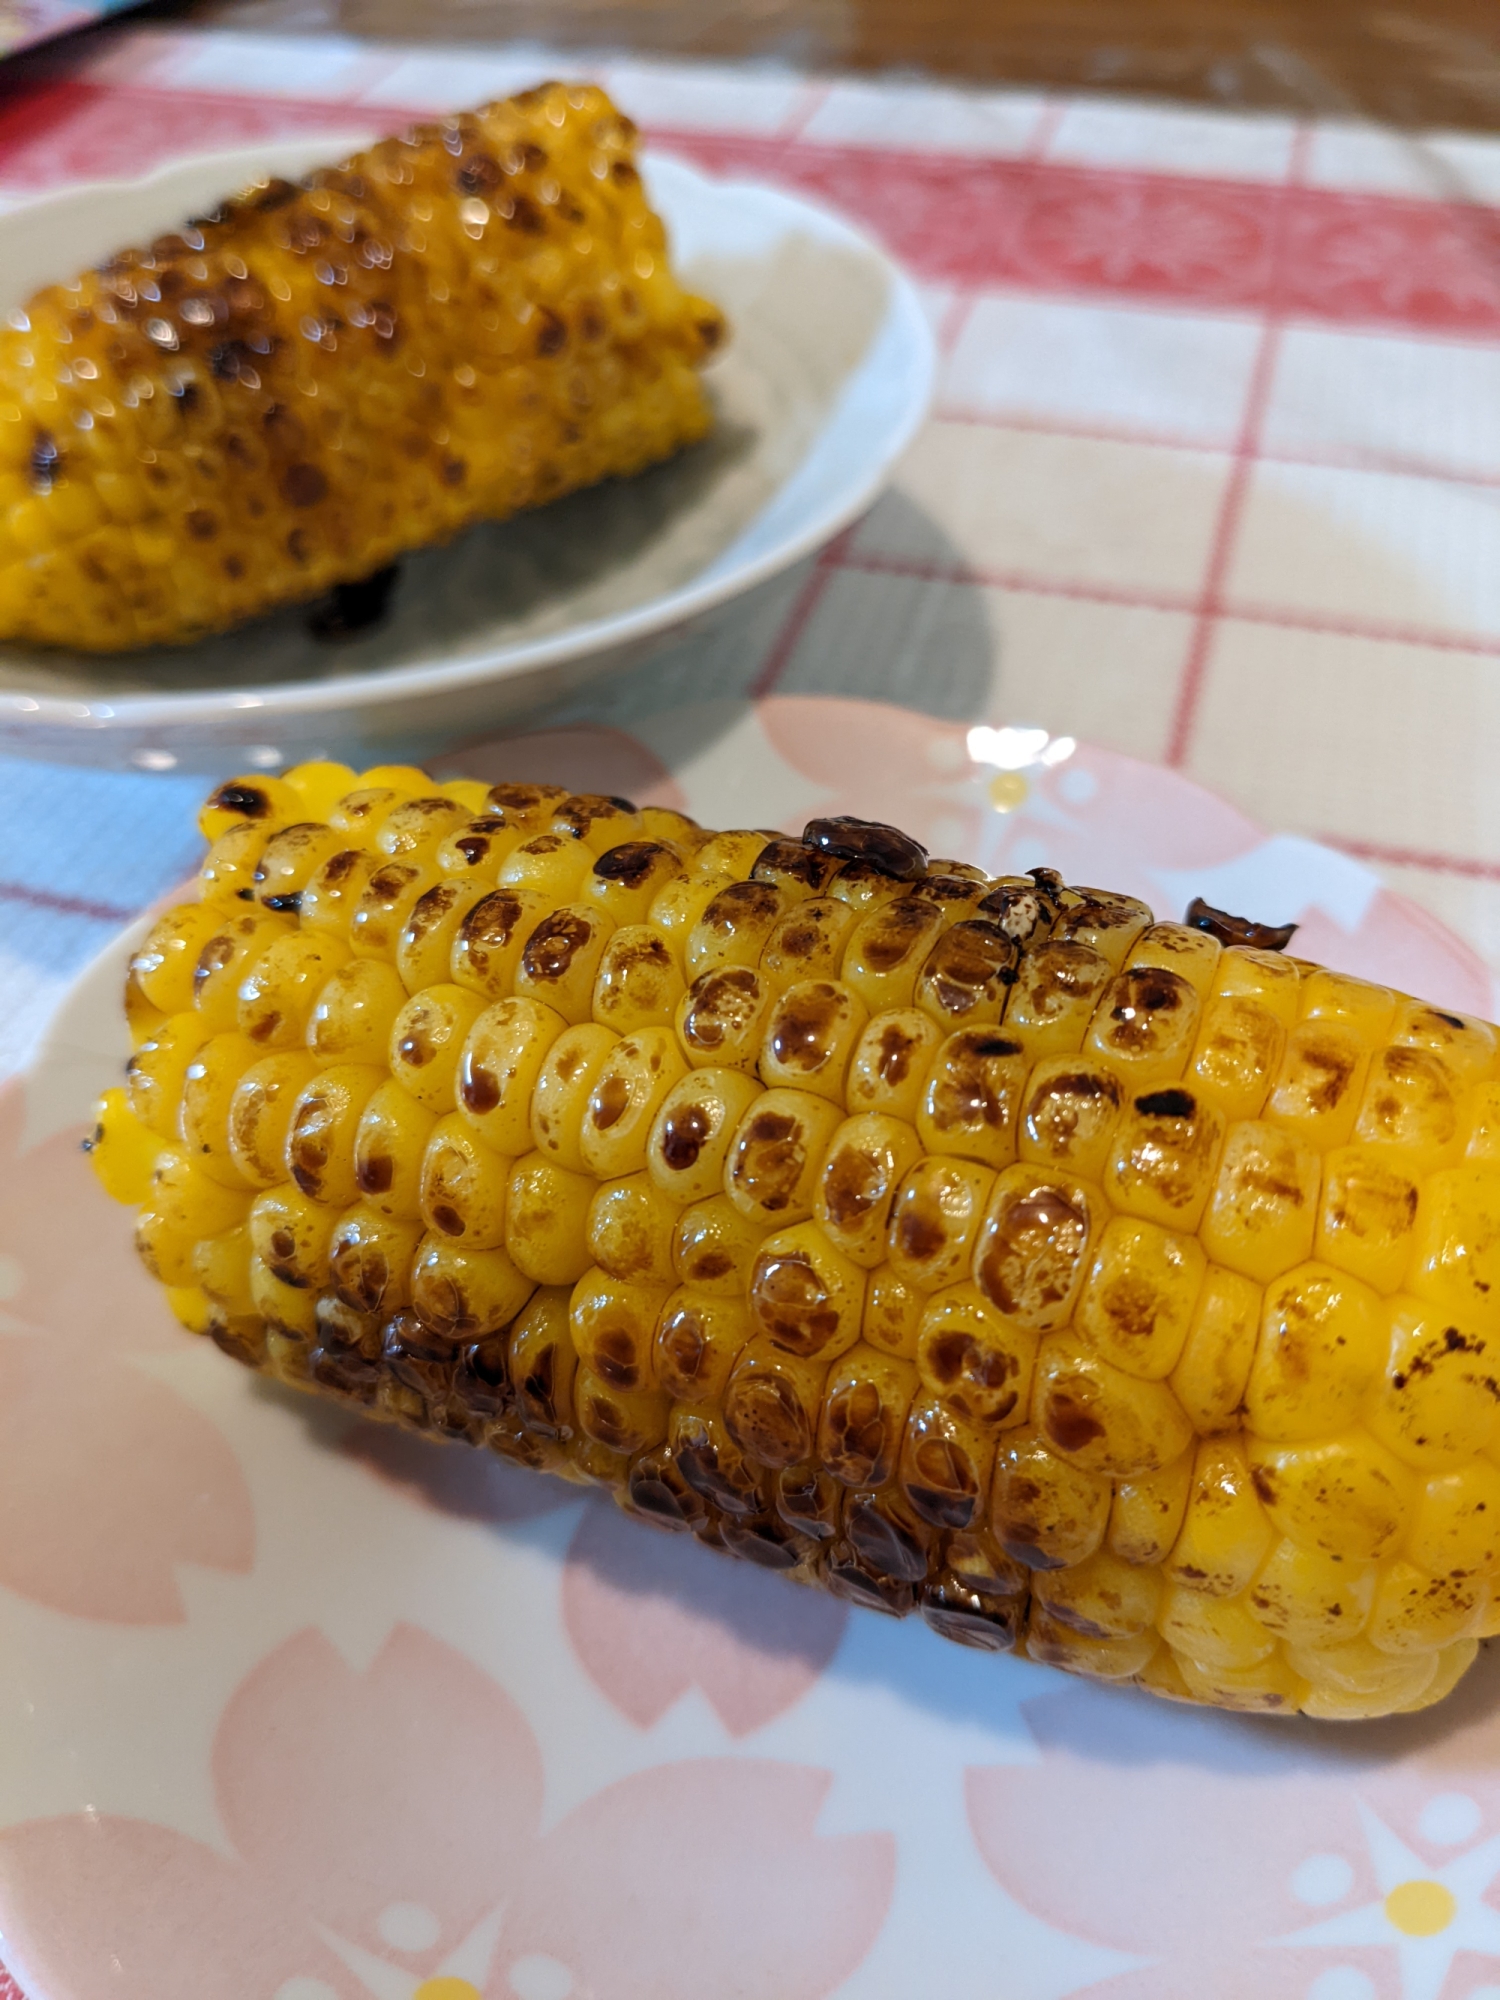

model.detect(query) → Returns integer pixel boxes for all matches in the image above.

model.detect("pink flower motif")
[0,1084,253,1623]
[343,1418,847,1736]
[967,1673,1500,1999]
[563,1498,847,1736]
[0,1622,895,2000]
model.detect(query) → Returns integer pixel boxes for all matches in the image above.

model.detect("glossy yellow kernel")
[814,1112,924,1268]
[1167,1262,1262,1433]
[130,901,227,1014]
[691,828,772,880]
[126,1011,211,1138]
[574,1368,670,1458]
[1301,967,1397,1041]
[1128,922,1221,996]
[329,786,414,842]
[582,839,684,924]
[685,879,787,983]
[252,821,350,913]
[723,1086,844,1227]
[1164,1436,1273,1596]
[199,821,277,905]
[133,1205,201,1287]
[887,1155,996,1295]
[419,1113,510,1249]
[86,1086,161,1204]
[1076,1214,1205,1381]
[1405,1458,1500,1575]
[898,1393,997,1529]
[284,1062,384,1207]
[646,1067,763,1207]
[180,1031,262,1187]
[672,1193,770,1297]
[374,794,472,863]
[915,1282,1038,1430]
[723,1335,829,1471]
[530,1022,619,1174]
[1288,1635,1435,1717]
[1315,1144,1421,1295]
[499,831,596,902]
[864,1262,926,1358]
[505,1152,594,1286]
[410,1233,533,1339]
[1104,1085,1224,1233]
[1084,965,1202,1089]
[1159,1583,1276,1672]
[1463,1081,1500,1164]
[675,965,772,1073]
[748,1220,866,1363]
[194,1222,256,1317]
[840,896,945,1015]
[1247,1429,1413,1562]
[1406,1164,1500,1332]
[1188,993,1287,1124]
[579,1025,687,1180]
[1393,998,1498,1083]
[1368,1299,1500,1469]
[916,1026,1026,1170]
[1245,1261,1385,1443]
[327,1203,420,1317]
[352,1078,435,1222]
[1354,1044,1462,1169]
[1199,1119,1320,1283]
[227,1050,320,1187]
[514,902,615,1025]
[1213,944,1303,1025]
[299,847,379,941]
[1025,1607,1157,1682]
[761,896,858,995]
[249,1183,334,1291]
[1245,1535,1376,1646]
[647,869,735,956]
[1266,1019,1368,1150]
[507,1283,578,1438]
[1032,1329,1195,1478]
[388,984,485,1115]
[1036,1544,1163,1637]
[1366,1558,1485,1655]
[1107,1451,1193,1566]
[991,1427,1111,1569]
[1017,1055,1122,1182]
[1004,942,1115,1063]
[653,1288,752,1404]
[237,931,350,1049]
[307,958,409,1066]
[586,1173,681,1288]
[591,924,686,1033]
[1052,889,1152,968]
[283,761,359,822]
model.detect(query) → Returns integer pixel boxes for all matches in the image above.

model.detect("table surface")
[165,0,1500,132]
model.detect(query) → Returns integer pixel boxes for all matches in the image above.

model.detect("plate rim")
[0,142,936,736]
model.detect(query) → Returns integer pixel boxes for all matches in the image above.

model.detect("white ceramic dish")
[2,698,1499,2000]
[0,140,934,773]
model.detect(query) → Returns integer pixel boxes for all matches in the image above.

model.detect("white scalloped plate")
[2,700,1498,2000]
[0,142,934,772]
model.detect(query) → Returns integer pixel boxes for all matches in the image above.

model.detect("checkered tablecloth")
[3,25,1500,1082]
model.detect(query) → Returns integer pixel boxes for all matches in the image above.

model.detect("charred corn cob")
[92,761,1500,1719]
[0,87,724,651]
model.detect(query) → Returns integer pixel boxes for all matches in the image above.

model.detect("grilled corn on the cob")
[0,87,724,651]
[92,761,1500,1719]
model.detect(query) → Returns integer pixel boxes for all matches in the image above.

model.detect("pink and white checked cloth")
[2,25,1500,1094]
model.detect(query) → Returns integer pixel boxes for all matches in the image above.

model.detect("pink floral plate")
[4,694,1500,2000]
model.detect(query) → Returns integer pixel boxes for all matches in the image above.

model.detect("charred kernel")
[672,1404,765,1517]
[352,1077,436,1221]
[626,1442,710,1531]
[591,924,687,1033]
[410,1234,533,1342]
[504,1151,594,1286]
[1128,921,1222,996]
[759,979,869,1101]
[775,1462,843,1540]
[760,896,858,996]
[348,862,438,961]
[132,902,231,1015]
[818,1345,919,1489]
[826,857,911,917]
[228,1051,320,1186]
[513,902,615,1025]
[647,1067,763,1205]
[396,880,489,994]
[199,776,300,842]
[1018,1056,1121,1180]
[899,1394,996,1530]
[573,1370,669,1458]
[685,879,787,982]
[238,931,350,1048]
[450,888,550,1000]
[1052,889,1152,967]
[180,1031,264,1188]
[1075,1215,1206,1380]
[972,1166,1098,1330]
[458,997,566,1154]
[1315,1144,1421,1293]
[1032,1330,1195,1478]
[749,1222,866,1361]
[249,1183,334,1291]
[584,841,684,927]
[841,897,945,1015]
[724,1336,829,1470]
[507,1286,577,1437]
[419,1113,510,1247]
[327,1203,420,1316]
[200,821,280,906]
[299,847,379,940]
[921,1579,1023,1652]
[307,957,409,1066]
[570,1267,671,1394]
[434,815,523,878]
[1101,1088,1224,1237]
[253,822,350,913]
[801,814,928,880]
[1004,942,1115,1063]
[846,1008,945,1122]
[976,876,1057,946]
[814,1112,924,1268]
[1084,965,1201,1086]
[1266,1020,1368,1149]
[907,872,986,920]
[127,1013,211,1138]
[481,782,569,836]
[285,1062,384,1205]
[1200,1119,1320,1283]
[194,909,294,1032]
[724,1087,844,1226]
[915,920,1015,1028]
[580,1026,687,1179]
[751,837,841,899]
[545,793,641,851]
[917,1027,1027,1169]
[388,984,485,1114]
[845,1488,933,1584]
[529,1022,619,1173]
[915,1282,1037,1430]
[1353,1043,1461,1164]
[991,1428,1112,1570]
[653,1289,751,1404]
[888,1156,996,1294]
[374,796,470,862]
[671,1193,769,1296]
[1392,999,1497,1084]
[676,965,771,1072]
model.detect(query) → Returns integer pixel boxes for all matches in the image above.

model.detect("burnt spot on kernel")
[682,967,763,1051]
[660,1102,710,1170]
[205,779,276,822]
[591,1074,630,1130]
[522,911,592,984]
[1135,1087,1197,1119]
[802,815,928,880]
[752,839,839,893]
[593,840,669,886]
[1043,1393,1106,1455]
[1103,967,1193,1049]
[732,1109,802,1211]
[770,983,846,1072]
[356,1150,394,1194]
[877,1022,920,1084]
[281,462,328,508]
[821,1142,889,1226]
[859,898,941,972]
[29,430,61,493]
[752,1248,840,1355]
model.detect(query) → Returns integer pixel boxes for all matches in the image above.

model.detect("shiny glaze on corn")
[0,85,723,651]
[91,760,1500,1719]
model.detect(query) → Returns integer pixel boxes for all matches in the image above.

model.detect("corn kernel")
[1017,1056,1121,1182]
[676,966,771,1072]
[1033,1329,1195,1477]
[591,925,686,1032]
[450,888,550,1001]
[917,1027,1026,1169]
[505,1152,594,1286]
[1168,1263,1262,1433]
[814,1112,924,1267]
[916,1282,1038,1429]
[1200,1119,1320,1283]
[308,958,409,1066]
[749,1221,865,1361]
[992,1427,1111,1569]
[647,1067,763,1206]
